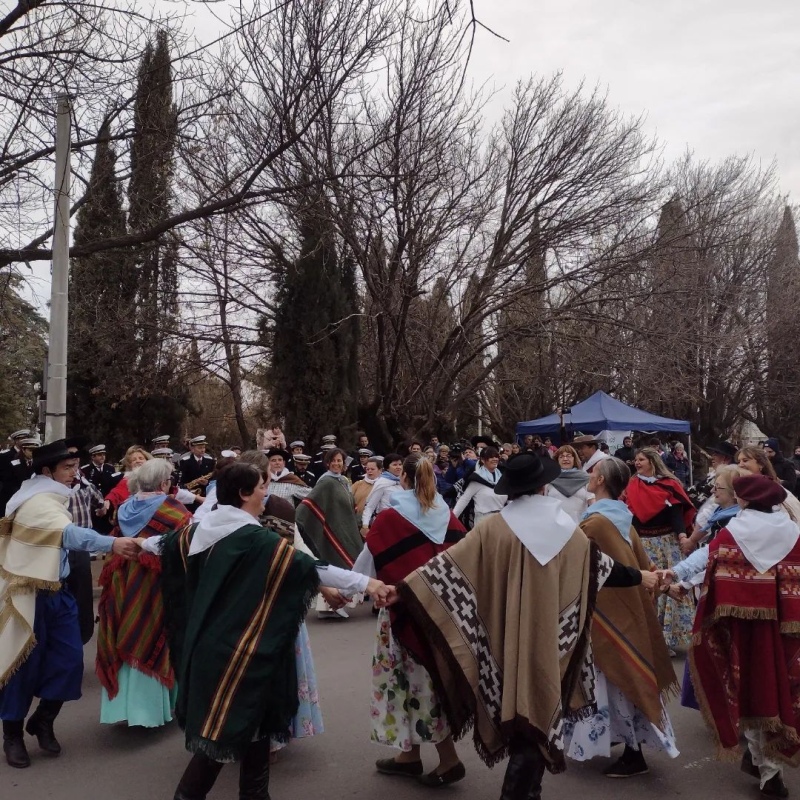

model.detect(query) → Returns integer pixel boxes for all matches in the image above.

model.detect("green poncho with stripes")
[160,522,319,762]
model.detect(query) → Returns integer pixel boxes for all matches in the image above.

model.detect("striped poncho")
[96,496,192,698]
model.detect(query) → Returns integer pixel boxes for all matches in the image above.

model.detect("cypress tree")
[67,125,135,447]
[124,29,187,442]
[267,205,359,447]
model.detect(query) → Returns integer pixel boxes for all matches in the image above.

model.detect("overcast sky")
[24,0,800,312]
[462,0,799,198]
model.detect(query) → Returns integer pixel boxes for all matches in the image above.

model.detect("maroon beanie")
[732,474,786,508]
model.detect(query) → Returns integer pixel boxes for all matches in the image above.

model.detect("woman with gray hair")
[96,458,192,728]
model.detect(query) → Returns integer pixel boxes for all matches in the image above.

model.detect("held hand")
[197,477,209,487]
[360,526,369,540]
[194,495,205,504]
[96,505,107,517]
[383,586,401,607]
[655,569,675,588]
[666,584,687,600]
[111,537,141,560]
[679,535,695,556]
[366,578,392,606]
[639,570,659,591]
[319,586,347,610]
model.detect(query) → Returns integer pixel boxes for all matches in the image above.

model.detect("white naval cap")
[10,429,31,440]
[89,444,107,455]
[152,447,174,457]
[190,435,207,445]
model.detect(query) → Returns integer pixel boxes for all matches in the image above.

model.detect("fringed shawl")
[690,528,800,764]
[398,514,602,773]
[579,513,678,727]
[160,523,319,762]
[0,489,71,687]
[95,496,192,698]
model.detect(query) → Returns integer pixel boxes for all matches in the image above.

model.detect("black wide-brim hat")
[706,440,737,460]
[265,447,291,461]
[32,439,75,470]
[471,434,500,449]
[495,452,561,496]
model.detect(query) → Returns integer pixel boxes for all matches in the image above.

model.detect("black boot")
[25,699,63,755]
[239,738,271,800]
[173,753,224,800]
[500,738,545,800]
[603,744,648,778]
[3,720,31,769]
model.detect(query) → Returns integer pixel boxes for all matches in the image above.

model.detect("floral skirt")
[641,533,694,649]
[563,668,679,761]
[370,609,450,751]
[270,622,324,752]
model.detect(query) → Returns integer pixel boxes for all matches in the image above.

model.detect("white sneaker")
[334,608,349,619]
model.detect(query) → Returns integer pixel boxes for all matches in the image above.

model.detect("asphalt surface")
[2,601,793,799]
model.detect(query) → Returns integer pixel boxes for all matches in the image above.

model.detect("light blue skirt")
[270,622,324,751]
[100,663,177,728]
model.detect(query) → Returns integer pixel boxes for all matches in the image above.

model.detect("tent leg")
[688,433,693,485]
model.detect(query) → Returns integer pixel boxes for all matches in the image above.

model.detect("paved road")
[3,602,794,799]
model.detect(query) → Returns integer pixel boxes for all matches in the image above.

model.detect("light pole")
[45,94,72,442]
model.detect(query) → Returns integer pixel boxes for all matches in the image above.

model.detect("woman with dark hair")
[564,457,679,778]
[153,463,390,800]
[297,448,364,619]
[624,447,696,651]
[362,453,404,532]
[352,455,467,786]
[451,446,507,525]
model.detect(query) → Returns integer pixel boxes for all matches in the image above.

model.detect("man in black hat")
[0,429,35,517]
[763,438,797,495]
[392,452,658,800]
[0,440,140,768]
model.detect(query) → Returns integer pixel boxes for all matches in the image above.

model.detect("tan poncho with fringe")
[398,514,605,773]
[0,490,70,687]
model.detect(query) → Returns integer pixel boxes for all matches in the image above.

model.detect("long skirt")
[563,668,679,761]
[370,609,450,751]
[100,664,177,727]
[270,623,324,752]
[640,533,694,649]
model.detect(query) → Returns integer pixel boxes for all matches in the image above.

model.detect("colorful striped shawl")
[95,496,192,698]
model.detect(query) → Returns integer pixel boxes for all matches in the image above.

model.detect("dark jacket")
[771,454,798,496]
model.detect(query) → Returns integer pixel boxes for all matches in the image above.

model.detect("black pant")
[500,736,547,800]
[174,738,271,800]
[65,550,95,645]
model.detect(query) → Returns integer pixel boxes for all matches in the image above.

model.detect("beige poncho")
[398,512,603,772]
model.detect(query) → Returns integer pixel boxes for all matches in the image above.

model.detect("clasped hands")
[110,537,147,560]
[319,578,399,611]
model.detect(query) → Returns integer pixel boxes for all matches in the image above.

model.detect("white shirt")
[452,480,507,519]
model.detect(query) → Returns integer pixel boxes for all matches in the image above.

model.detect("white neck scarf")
[188,505,261,556]
[270,468,290,481]
[500,493,577,565]
[5,474,72,518]
[726,508,799,573]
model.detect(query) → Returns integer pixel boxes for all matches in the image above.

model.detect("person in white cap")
[81,444,119,496]
[292,453,317,488]
[0,429,35,516]
[151,435,171,449]
[152,447,174,460]
[178,436,215,503]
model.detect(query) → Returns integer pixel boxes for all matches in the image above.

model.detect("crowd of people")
[1,423,799,799]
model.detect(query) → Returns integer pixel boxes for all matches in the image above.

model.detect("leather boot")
[500,738,545,800]
[26,699,63,755]
[3,720,31,769]
[173,753,224,800]
[239,738,271,800]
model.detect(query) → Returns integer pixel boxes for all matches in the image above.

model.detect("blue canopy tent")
[516,391,693,480]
